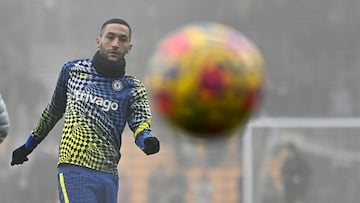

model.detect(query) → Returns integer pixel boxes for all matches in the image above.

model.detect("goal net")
[242,117,360,203]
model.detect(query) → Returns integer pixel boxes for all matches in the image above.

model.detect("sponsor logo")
[74,90,119,111]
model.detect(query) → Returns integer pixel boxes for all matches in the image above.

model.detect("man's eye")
[119,35,128,42]
[106,35,115,40]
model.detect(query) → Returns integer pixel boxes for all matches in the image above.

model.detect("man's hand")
[11,145,32,166]
[143,137,160,155]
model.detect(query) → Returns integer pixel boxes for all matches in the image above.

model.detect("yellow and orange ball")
[146,22,265,137]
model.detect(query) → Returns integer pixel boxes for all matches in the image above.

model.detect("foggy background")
[0,0,359,203]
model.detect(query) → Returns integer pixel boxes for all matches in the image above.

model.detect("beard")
[99,48,125,62]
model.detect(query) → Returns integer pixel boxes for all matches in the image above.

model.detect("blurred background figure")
[281,143,311,203]
[0,93,9,143]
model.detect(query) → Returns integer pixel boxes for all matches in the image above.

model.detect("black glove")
[143,137,160,155]
[11,145,33,166]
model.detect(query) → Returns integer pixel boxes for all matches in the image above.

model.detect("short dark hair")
[100,18,132,40]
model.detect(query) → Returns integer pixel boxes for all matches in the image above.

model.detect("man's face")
[96,23,132,62]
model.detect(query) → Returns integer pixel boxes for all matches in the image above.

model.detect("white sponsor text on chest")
[73,90,119,111]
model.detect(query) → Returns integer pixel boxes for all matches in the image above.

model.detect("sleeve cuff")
[24,135,40,150]
[135,130,152,149]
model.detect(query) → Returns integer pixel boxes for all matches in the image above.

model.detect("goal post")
[243,117,360,203]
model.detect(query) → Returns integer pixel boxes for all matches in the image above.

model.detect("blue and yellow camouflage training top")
[31,59,152,175]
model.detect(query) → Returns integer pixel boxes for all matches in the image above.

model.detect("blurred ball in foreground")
[146,22,265,137]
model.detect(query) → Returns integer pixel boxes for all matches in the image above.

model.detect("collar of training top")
[92,51,126,78]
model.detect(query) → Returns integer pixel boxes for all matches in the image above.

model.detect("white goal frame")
[242,117,360,203]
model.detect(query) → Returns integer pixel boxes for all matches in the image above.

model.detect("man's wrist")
[24,135,39,150]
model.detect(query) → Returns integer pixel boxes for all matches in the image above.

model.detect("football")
[146,22,265,137]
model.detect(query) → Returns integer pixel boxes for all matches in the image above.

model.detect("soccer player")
[0,93,9,143]
[10,18,160,203]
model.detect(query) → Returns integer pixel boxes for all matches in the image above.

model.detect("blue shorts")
[57,164,119,203]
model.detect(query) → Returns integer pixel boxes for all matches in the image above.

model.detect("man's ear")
[127,44,133,53]
[96,36,101,48]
